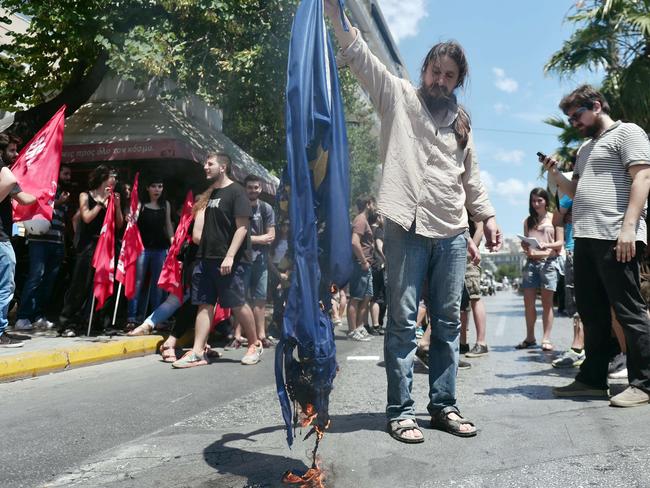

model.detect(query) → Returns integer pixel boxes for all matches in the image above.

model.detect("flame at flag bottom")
[276,0,352,483]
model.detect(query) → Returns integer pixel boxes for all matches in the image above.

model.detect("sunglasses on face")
[567,106,589,125]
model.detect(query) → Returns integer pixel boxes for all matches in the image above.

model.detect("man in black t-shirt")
[172,153,263,368]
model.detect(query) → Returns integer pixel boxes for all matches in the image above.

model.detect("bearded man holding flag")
[324,0,502,442]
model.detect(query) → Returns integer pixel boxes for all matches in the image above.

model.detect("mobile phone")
[536,151,547,161]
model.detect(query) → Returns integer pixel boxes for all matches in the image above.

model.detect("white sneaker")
[241,342,263,365]
[348,329,371,342]
[608,367,628,380]
[14,319,33,331]
[33,318,56,329]
[357,326,372,339]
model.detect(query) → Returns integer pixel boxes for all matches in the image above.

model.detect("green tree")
[0,1,381,191]
[0,0,297,173]
[339,69,380,208]
[495,263,520,282]
[545,0,650,129]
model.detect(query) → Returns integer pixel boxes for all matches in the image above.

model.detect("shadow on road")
[203,412,396,487]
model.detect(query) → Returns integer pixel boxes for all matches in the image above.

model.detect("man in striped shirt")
[543,85,650,408]
[14,165,72,332]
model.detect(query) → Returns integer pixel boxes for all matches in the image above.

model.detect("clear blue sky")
[375,0,602,236]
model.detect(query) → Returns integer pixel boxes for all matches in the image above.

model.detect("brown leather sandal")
[159,344,177,363]
[127,323,153,336]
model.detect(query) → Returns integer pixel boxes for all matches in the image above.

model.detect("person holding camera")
[545,85,650,408]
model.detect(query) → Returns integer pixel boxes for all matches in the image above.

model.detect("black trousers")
[59,243,96,328]
[574,238,650,391]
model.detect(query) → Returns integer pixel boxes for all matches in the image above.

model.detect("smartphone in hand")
[536,152,547,162]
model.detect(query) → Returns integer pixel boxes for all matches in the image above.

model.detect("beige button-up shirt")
[339,29,495,238]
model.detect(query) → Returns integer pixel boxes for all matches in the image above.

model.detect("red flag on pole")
[11,105,66,222]
[157,190,193,302]
[116,173,144,299]
[92,192,116,310]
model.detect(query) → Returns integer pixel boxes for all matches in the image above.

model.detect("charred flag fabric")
[276,0,353,447]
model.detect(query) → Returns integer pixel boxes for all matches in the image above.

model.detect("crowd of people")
[0,146,291,367]
[0,0,647,449]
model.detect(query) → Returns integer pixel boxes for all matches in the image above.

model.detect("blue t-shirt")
[559,195,574,251]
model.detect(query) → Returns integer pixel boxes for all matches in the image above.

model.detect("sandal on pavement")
[159,344,177,363]
[127,323,153,336]
[430,407,477,438]
[387,419,424,444]
[124,322,139,332]
[541,340,554,351]
[515,339,537,350]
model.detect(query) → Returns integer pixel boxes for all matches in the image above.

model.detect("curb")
[0,335,164,382]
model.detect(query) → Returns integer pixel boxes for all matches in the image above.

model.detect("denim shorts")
[243,255,268,301]
[349,261,373,299]
[191,259,248,308]
[521,257,558,292]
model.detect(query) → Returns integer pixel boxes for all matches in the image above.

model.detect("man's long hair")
[420,41,471,149]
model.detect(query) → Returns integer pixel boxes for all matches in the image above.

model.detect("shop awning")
[61,96,279,195]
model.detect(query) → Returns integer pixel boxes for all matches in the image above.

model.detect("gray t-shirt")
[573,121,650,243]
[249,200,275,261]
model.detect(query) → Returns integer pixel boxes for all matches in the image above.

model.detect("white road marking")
[170,393,192,404]
[494,314,507,337]
[346,356,380,361]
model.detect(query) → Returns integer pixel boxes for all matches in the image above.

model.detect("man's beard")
[583,116,604,138]
[206,172,225,185]
[420,85,456,113]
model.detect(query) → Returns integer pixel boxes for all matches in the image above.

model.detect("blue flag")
[275,0,353,447]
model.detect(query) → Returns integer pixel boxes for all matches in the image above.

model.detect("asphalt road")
[1,291,649,488]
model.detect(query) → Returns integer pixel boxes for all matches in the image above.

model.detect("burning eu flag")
[275,0,353,448]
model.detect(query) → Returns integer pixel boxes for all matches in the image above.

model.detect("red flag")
[92,193,116,310]
[210,304,232,333]
[116,173,144,299]
[157,190,193,302]
[12,105,66,222]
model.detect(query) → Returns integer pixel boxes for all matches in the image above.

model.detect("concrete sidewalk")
[0,333,164,382]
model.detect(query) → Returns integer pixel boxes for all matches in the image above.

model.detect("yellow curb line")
[0,335,164,382]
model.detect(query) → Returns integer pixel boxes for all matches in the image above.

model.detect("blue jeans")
[0,242,16,336]
[383,220,467,420]
[349,261,373,299]
[142,291,188,327]
[17,241,64,321]
[243,254,269,301]
[128,249,168,322]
